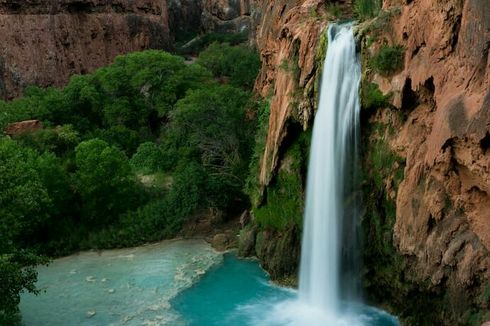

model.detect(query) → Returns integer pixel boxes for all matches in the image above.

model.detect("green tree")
[0,249,47,325]
[197,42,261,89]
[0,138,51,325]
[130,142,164,174]
[168,84,254,208]
[74,139,141,226]
[95,50,212,129]
[0,138,51,245]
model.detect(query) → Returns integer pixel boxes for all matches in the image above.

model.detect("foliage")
[327,3,343,19]
[354,0,382,20]
[0,249,48,325]
[367,123,405,189]
[130,142,164,174]
[12,125,80,156]
[176,31,249,55]
[361,82,391,110]
[197,42,261,89]
[252,139,307,230]
[370,45,405,75]
[0,138,52,245]
[0,138,52,324]
[74,139,142,226]
[245,100,271,206]
[90,126,141,157]
[0,42,262,318]
[166,84,254,209]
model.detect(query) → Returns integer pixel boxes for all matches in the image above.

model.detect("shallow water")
[20,239,221,325]
[21,241,398,326]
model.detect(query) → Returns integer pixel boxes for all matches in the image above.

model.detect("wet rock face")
[238,223,301,281]
[0,0,171,99]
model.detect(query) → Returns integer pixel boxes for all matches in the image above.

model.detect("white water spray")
[298,23,361,317]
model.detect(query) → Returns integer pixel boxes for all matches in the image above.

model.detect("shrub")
[253,142,305,229]
[176,31,249,55]
[370,45,405,75]
[197,42,261,89]
[12,125,80,156]
[0,249,48,325]
[130,142,164,174]
[354,0,382,20]
[74,139,142,226]
[0,138,52,244]
[362,82,391,110]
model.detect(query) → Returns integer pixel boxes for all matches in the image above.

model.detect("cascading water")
[298,23,361,317]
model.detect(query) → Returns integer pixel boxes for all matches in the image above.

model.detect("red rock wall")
[253,0,328,188]
[252,0,489,322]
[0,0,170,99]
[374,0,490,319]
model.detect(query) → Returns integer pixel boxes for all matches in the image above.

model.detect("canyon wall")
[0,0,256,99]
[1,0,488,323]
[0,0,171,99]
[244,0,489,324]
[359,0,490,323]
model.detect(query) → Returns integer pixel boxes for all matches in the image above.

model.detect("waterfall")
[298,23,361,316]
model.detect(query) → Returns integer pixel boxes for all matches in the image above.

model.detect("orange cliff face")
[378,0,490,300]
[252,0,329,188]
[0,0,172,99]
[250,0,489,322]
[0,0,260,99]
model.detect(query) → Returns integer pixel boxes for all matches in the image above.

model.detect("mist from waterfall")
[298,23,361,317]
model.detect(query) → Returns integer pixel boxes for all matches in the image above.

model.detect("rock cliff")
[1,0,489,323]
[0,0,259,99]
[245,0,489,323]
[358,0,489,323]
[0,0,171,99]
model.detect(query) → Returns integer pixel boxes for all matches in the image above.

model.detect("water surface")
[21,242,398,326]
[20,239,221,325]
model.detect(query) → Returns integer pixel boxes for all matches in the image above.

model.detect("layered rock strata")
[0,0,171,99]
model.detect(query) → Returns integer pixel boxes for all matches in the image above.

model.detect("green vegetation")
[245,100,271,207]
[130,142,165,174]
[253,144,304,229]
[354,0,382,20]
[197,42,261,89]
[361,82,391,110]
[0,40,261,323]
[360,120,411,319]
[251,131,310,230]
[176,31,249,55]
[327,4,343,20]
[370,45,405,75]
[0,250,48,325]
